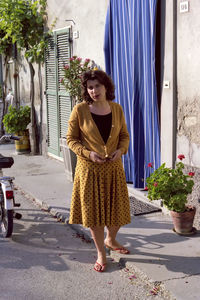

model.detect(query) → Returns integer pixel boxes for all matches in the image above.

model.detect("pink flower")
[70,57,75,61]
[154,182,158,187]
[188,172,195,177]
[148,163,153,168]
[85,58,90,62]
[144,186,148,191]
[64,64,69,70]
[77,57,82,62]
[178,154,185,161]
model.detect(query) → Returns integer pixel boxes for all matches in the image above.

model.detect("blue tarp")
[104,0,160,188]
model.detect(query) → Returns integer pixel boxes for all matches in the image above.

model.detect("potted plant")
[60,56,95,180]
[3,105,31,154]
[146,154,196,235]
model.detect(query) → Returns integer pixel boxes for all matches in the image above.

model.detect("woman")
[67,70,131,272]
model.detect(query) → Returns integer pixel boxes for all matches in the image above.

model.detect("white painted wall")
[176,0,200,167]
[161,0,200,168]
[160,0,176,167]
[47,0,109,69]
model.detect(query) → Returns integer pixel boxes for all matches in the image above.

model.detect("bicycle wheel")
[0,196,13,238]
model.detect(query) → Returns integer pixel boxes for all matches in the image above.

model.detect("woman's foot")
[104,239,130,254]
[94,261,107,272]
[94,250,107,272]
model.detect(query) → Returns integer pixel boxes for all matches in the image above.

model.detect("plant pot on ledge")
[170,206,196,235]
[146,154,197,235]
[15,129,31,154]
[3,105,31,154]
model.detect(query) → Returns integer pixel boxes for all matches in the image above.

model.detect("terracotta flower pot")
[170,206,196,235]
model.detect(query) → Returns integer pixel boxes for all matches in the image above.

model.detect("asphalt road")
[0,189,171,300]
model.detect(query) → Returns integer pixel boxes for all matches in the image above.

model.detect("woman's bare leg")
[105,226,120,247]
[105,226,129,254]
[90,226,106,271]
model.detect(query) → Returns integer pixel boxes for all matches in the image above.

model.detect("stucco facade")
[47,0,109,69]
[160,0,200,167]
[176,0,200,167]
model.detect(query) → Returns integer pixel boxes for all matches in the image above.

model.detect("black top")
[91,112,112,144]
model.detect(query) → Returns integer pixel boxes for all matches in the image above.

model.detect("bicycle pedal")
[14,203,21,207]
[13,212,22,219]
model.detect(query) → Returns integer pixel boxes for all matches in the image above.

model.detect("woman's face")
[87,79,107,102]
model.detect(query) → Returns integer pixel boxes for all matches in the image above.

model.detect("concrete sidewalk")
[1,144,200,300]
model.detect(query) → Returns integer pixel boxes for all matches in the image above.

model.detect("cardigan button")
[112,125,114,127]
[109,135,111,138]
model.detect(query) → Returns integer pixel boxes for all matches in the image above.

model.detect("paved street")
[0,189,171,300]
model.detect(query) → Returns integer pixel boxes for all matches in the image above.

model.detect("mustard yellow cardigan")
[66,101,129,160]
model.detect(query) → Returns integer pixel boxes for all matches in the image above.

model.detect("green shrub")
[3,105,31,134]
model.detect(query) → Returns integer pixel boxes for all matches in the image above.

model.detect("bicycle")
[0,134,21,238]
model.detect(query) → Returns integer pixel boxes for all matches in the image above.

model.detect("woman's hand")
[109,149,122,162]
[90,151,106,163]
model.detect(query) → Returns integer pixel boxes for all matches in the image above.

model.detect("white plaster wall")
[160,0,176,167]
[177,0,200,102]
[47,0,109,69]
[177,0,200,167]
[177,135,200,167]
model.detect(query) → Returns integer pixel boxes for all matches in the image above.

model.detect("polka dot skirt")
[69,157,131,228]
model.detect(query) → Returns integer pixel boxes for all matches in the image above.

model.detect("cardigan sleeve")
[66,106,91,159]
[117,106,130,155]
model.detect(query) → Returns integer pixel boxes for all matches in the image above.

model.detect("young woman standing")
[67,70,131,272]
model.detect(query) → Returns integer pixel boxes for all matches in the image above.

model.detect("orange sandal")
[105,244,130,254]
[94,261,107,272]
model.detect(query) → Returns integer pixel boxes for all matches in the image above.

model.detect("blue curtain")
[104,0,160,188]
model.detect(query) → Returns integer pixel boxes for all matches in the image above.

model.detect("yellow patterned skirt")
[69,157,131,228]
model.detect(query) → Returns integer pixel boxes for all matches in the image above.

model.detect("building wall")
[43,0,109,154]
[47,0,109,69]
[18,0,109,108]
[160,0,176,167]
[8,0,109,154]
[176,0,200,167]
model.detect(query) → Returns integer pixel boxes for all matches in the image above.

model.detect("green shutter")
[45,28,72,157]
[56,30,72,141]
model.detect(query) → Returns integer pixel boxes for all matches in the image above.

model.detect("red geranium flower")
[144,186,148,191]
[178,154,185,161]
[154,182,158,187]
[188,172,195,177]
[148,163,153,168]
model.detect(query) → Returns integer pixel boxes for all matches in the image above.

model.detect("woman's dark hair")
[81,70,115,104]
